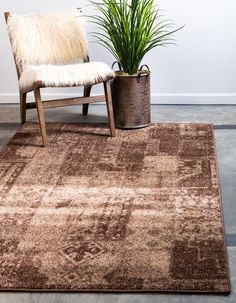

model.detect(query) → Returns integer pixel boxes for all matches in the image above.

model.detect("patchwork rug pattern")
[0,123,230,292]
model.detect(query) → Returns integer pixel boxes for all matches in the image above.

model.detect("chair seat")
[19,62,115,91]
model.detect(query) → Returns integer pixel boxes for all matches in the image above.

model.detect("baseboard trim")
[151,93,236,104]
[1,93,236,105]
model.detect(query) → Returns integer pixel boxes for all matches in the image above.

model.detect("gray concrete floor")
[0,104,235,303]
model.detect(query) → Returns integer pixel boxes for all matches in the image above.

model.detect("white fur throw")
[19,62,115,90]
[7,9,88,65]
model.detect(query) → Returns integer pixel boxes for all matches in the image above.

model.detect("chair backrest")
[5,9,88,70]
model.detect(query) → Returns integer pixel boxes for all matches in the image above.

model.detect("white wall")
[0,0,236,104]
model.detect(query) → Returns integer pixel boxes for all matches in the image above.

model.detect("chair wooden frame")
[4,11,116,147]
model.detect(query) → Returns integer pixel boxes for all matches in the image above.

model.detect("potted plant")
[91,0,183,129]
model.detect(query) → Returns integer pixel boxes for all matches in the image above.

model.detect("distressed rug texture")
[0,123,230,293]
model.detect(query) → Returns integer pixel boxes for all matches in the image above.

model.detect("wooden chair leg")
[104,81,116,137]
[34,88,48,147]
[20,91,27,124]
[82,85,92,115]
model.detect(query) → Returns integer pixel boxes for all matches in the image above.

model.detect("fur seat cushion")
[19,62,115,90]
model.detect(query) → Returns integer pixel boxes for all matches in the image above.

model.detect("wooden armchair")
[4,9,116,147]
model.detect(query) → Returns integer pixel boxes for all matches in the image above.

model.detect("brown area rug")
[0,123,230,293]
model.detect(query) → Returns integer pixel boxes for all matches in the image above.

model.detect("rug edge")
[211,124,231,293]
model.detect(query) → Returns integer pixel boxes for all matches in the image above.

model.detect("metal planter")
[111,72,151,129]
